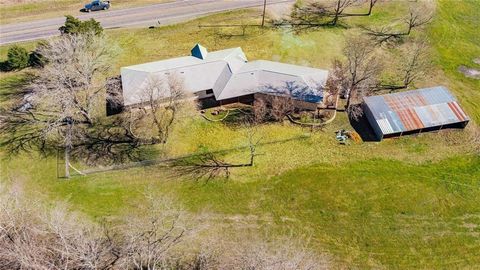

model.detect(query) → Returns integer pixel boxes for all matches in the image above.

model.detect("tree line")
[0,184,328,270]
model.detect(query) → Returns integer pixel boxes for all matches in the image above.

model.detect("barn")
[363,86,470,140]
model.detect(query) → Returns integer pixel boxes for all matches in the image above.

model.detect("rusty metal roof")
[363,86,469,135]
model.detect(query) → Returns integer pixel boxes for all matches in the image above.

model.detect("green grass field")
[1,0,480,268]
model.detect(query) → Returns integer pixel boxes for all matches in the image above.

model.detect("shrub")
[59,15,103,35]
[28,51,46,68]
[28,41,48,68]
[6,45,29,70]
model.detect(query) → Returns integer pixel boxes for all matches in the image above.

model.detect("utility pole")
[261,0,267,27]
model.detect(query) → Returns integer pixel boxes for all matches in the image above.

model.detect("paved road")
[0,0,293,45]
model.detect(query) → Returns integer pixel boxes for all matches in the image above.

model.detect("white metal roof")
[121,45,328,106]
[121,47,245,73]
[217,60,328,101]
[237,60,326,76]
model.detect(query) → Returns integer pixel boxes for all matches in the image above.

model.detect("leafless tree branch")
[362,4,433,45]
[274,0,380,30]
[379,40,431,91]
[329,34,382,120]
[171,124,261,181]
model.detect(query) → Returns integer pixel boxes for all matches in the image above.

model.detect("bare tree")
[1,184,333,270]
[0,184,119,270]
[277,0,380,30]
[363,0,379,16]
[342,34,383,119]
[192,234,330,270]
[380,40,431,91]
[142,75,186,144]
[98,75,190,165]
[398,40,431,89]
[65,74,189,167]
[118,194,193,270]
[172,125,261,181]
[252,94,294,122]
[270,95,295,122]
[106,75,124,115]
[324,59,347,108]
[253,95,268,123]
[363,4,433,45]
[0,33,119,178]
[0,35,192,174]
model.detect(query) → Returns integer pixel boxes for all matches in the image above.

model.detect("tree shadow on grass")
[223,107,253,125]
[0,73,34,103]
[0,61,11,72]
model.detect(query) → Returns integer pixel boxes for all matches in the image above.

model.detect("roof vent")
[191,44,208,60]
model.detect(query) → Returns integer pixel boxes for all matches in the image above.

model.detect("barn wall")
[363,102,384,140]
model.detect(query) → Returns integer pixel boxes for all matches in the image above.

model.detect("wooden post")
[64,145,70,179]
[56,148,59,179]
[64,118,72,179]
[261,0,267,27]
[312,111,316,132]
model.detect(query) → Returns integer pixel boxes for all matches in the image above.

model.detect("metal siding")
[364,96,389,119]
[448,101,469,121]
[363,103,384,139]
[436,104,455,123]
[420,86,453,104]
[385,111,404,133]
[436,103,458,124]
[449,102,464,121]
[415,106,437,126]
[377,119,394,134]
[363,86,469,136]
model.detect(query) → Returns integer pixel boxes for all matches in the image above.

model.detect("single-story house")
[120,44,329,109]
[363,86,470,140]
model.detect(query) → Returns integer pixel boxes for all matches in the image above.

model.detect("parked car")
[84,0,110,12]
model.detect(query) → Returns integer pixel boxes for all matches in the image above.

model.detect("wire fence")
[58,133,312,177]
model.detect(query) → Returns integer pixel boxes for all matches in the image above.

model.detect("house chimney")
[191,44,208,60]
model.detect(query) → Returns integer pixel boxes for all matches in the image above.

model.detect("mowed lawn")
[1,0,480,269]
[428,0,480,123]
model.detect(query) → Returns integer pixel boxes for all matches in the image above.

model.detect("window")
[206,89,213,94]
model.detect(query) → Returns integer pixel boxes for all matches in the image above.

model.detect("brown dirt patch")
[458,65,480,79]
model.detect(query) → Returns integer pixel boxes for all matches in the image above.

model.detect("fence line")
[80,133,311,175]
